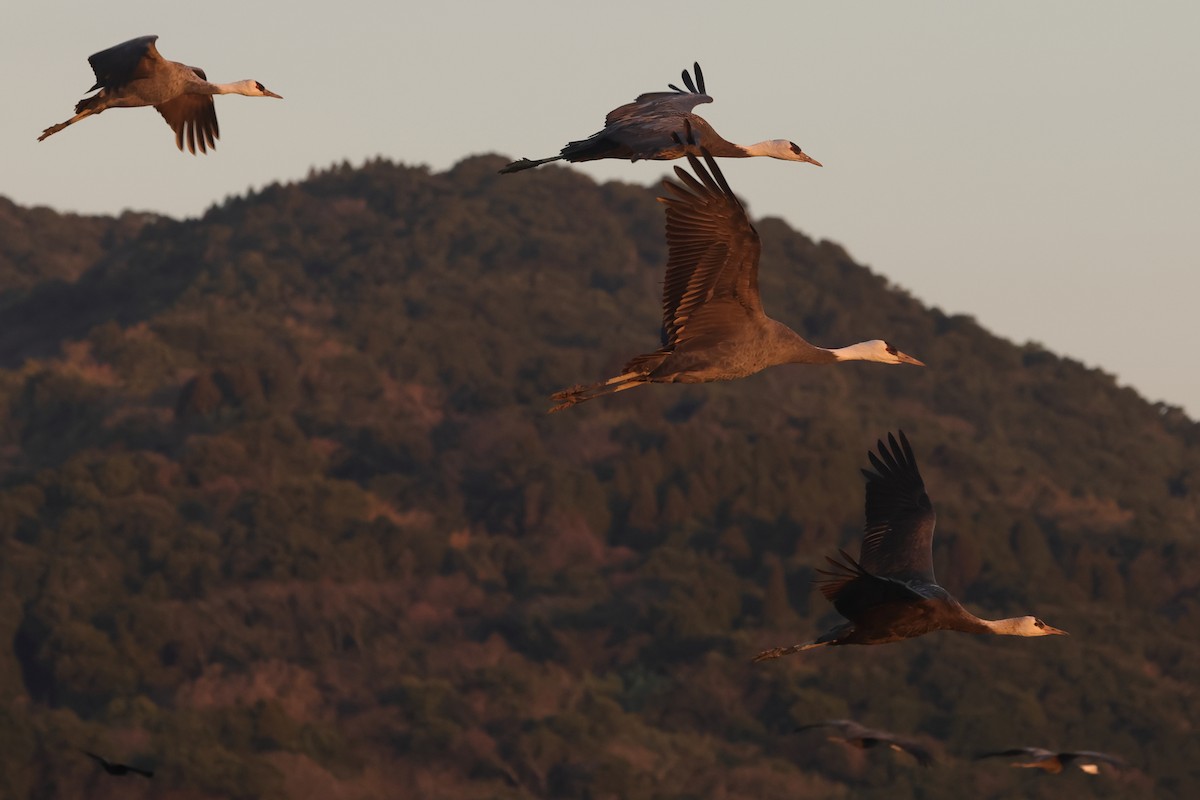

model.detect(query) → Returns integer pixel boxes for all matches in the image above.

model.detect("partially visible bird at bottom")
[795,719,935,767]
[83,750,154,778]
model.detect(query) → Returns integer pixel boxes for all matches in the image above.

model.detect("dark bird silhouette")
[976,747,1127,775]
[501,62,821,173]
[83,750,154,778]
[754,431,1067,661]
[39,35,282,153]
[548,128,922,412]
[796,719,935,766]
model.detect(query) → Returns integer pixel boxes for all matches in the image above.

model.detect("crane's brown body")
[38,35,281,153]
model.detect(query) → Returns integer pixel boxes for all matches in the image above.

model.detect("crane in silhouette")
[83,750,153,778]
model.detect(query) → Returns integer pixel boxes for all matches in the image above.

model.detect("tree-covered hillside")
[0,157,1195,799]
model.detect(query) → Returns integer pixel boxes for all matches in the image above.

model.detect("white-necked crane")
[501,63,821,173]
[754,431,1067,661]
[549,128,922,412]
[39,35,281,153]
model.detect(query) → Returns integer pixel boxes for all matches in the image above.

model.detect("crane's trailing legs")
[38,108,99,141]
[499,156,562,174]
[752,624,850,662]
[549,372,647,413]
[751,641,829,662]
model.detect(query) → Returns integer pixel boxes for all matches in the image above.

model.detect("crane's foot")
[38,124,67,141]
[547,387,584,414]
[499,157,551,174]
[752,642,817,662]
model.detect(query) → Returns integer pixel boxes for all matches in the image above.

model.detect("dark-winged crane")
[83,750,153,778]
[976,747,1127,775]
[796,719,935,767]
[548,130,922,412]
[501,63,821,173]
[754,431,1067,661]
[38,35,282,153]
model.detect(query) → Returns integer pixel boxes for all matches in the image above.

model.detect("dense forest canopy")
[0,156,1196,799]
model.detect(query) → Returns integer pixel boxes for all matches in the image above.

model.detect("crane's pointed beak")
[896,351,925,366]
[1045,624,1069,636]
[800,152,823,167]
[265,89,283,99]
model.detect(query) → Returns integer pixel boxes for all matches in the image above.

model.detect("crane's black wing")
[155,67,219,154]
[975,747,1053,761]
[605,62,712,128]
[83,749,154,777]
[1061,751,1128,768]
[882,736,936,767]
[798,720,934,767]
[795,719,865,737]
[667,62,706,95]
[87,35,161,91]
[815,549,929,621]
[656,137,763,351]
[858,431,937,583]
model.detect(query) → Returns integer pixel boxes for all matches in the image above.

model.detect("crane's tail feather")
[499,156,562,174]
[548,372,647,413]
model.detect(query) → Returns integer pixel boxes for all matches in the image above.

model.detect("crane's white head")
[744,139,823,166]
[832,340,925,365]
[993,616,1069,637]
[227,80,283,98]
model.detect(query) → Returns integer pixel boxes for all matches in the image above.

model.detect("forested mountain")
[0,156,1196,799]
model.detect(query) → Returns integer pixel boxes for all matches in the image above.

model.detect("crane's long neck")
[826,341,889,363]
[700,138,753,158]
[738,140,781,158]
[977,616,1030,636]
[205,80,258,96]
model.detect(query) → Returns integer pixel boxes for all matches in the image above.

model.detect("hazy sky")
[4,1,1198,416]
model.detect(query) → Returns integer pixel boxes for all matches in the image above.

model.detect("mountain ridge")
[0,154,1194,799]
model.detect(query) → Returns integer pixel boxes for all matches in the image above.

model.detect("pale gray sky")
[4,1,1198,415]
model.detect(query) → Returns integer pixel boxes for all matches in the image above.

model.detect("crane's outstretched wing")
[155,67,218,154]
[657,133,762,350]
[795,719,869,738]
[87,35,161,91]
[975,747,1054,761]
[815,549,928,620]
[796,719,934,766]
[1062,751,1127,768]
[668,62,706,95]
[605,61,712,127]
[858,431,937,583]
[605,91,713,127]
